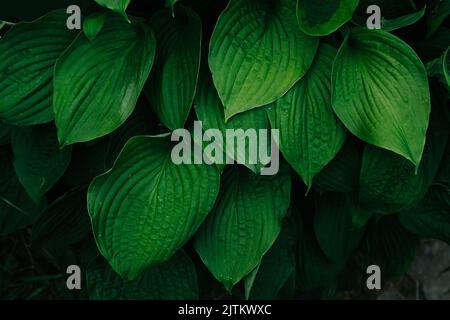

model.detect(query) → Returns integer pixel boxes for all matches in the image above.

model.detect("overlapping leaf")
[195,165,291,291]
[209,0,318,120]
[88,134,220,280]
[297,0,359,36]
[332,28,430,168]
[12,124,72,203]
[267,44,346,188]
[0,10,78,125]
[146,5,202,130]
[87,250,198,299]
[94,0,131,21]
[54,14,156,146]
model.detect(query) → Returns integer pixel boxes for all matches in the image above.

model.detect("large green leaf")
[87,250,198,299]
[399,186,450,244]
[0,10,78,125]
[296,0,359,36]
[209,0,318,120]
[314,193,365,262]
[359,99,449,214]
[332,28,430,168]
[195,165,291,291]
[94,0,131,21]
[0,147,39,236]
[11,124,72,203]
[88,134,220,280]
[195,72,272,174]
[245,218,296,300]
[54,14,156,146]
[313,138,363,193]
[32,188,90,248]
[267,43,346,188]
[146,5,201,130]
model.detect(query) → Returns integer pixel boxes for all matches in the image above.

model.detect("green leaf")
[209,0,318,120]
[32,188,90,248]
[195,71,272,174]
[0,10,78,125]
[83,13,106,41]
[54,14,156,146]
[399,186,450,244]
[314,193,365,262]
[146,5,201,130]
[427,0,450,37]
[94,0,131,22]
[332,28,430,168]
[359,99,449,214]
[12,124,72,203]
[267,43,346,188]
[427,46,450,90]
[0,147,39,236]
[313,138,363,193]
[195,165,291,291]
[88,134,220,280]
[87,250,198,299]
[382,6,426,32]
[296,0,359,36]
[360,216,419,279]
[245,218,296,300]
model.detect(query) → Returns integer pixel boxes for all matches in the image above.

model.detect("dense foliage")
[0,0,449,300]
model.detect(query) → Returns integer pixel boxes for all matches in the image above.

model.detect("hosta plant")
[0,0,449,300]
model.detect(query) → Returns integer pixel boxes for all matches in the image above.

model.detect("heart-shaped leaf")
[146,5,202,130]
[0,10,78,125]
[297,0,359,36]
[332,28,430,168]
[88,134,220,280]
[87,250,198,299]
[209,0,318,120]
[195,165,291,291]
[54,14,156,146]
[267,43,346,188]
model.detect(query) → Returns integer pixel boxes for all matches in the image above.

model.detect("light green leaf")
[267,43,346,188]
[94,0,131,22]
[209,0,318,120]
[88,135,220,280]
[313,138,363,193]
[382,6,426,32]
[296,0,359,36]
[245,218,296,300]
[87,250,198,299]
[54,14,156,146]
[146,5,201,130]
[0,148,40,236]
[332,28,430,168]
[359,100,448,214]
[195,72,272,174]
[195,165,291,291]
[83,13,106,41]
[399,186,450,244]
[12,124,72,203]
[0,10,78,125]
[32,188,89,248]
[314,193,365,262]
